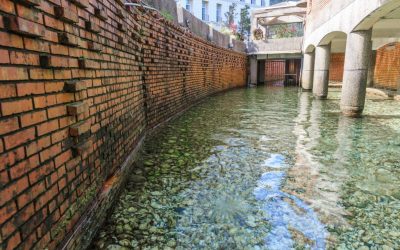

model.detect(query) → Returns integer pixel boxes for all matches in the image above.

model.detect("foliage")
[224,3,237,26]
[253,28,264,40]
[238,5,251,41]
[160,10,174,22]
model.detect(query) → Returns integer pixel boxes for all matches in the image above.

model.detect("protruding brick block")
[87,41,102,52]
[66,102,88,115]
[3,16,45,37]
[94,7,107,21]
[54,6,79,23]
[64,80,86,92]
[58,32,79,46]
[117,23,126,32]
[71,138,92,156]
[84,21,101,33]
[78,58,99,69]
[116,9,125,19]
[69,0,89,9]
[69,119,90,137]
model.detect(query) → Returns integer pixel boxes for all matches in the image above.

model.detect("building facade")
[248,1,306,86]
[176,0,272,27]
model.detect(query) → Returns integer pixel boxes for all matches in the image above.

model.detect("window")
[261,0,265,6]
[185,0,192,12]
[251,0,256,5]
[202,1,209,21]
[216,4,222,22]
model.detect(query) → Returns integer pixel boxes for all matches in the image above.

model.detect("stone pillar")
[367,50,376,87]
[340,29,372,117]
[301,51,315,91]
[312,44,331,99]
[250,56,258,86]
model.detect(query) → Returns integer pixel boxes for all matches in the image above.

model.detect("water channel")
[92,87,400,250]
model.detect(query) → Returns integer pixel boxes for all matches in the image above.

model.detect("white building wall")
[176,0,270,25]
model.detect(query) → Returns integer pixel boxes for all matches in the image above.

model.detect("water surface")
[92,87,400,250]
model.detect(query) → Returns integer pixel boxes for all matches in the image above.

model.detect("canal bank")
[91,87,400,249]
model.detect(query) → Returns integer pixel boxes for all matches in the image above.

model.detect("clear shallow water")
[92,87,400,250]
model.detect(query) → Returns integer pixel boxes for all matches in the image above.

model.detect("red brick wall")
[265,60,285,81]
[374,42,400,90]
[0,0,247,249]
[329,53,344,82]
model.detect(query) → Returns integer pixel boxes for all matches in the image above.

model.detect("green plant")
[161,10,174,22]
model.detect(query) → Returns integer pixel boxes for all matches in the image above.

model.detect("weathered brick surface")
[0,0,247,249]
[374,42,400,90]
[329,53,344,82]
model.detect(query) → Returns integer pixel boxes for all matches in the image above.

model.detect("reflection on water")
[92,87,400,250]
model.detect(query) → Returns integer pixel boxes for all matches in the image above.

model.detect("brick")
[51,128,68,143]
[3,16,45,37]
[0,48,10,63]
[58,32,79,46]
[94,6,107,20]
[0,31,24,48]
[29,160,54,184]
[47,105,67,119]
[37,119,59,136]
[23,37,50,53]
[10,154,39,179]
[50,44,69,55]
[45,81,64,93]
[1,98,33,116]
[5,232,21,250]
[64,80,86,92]
[69,119,90,136]
[14,0,40,7]
[78,58,99,69]
[0,176,29,206]
[17,82,45,96]
[0,146,25,169]
[17,180,46,207]
[84,21,101,33]
[71,138,92,156]
[29,68,54,80]
[54,150,71,168]
[34,95,57,108]
[40,55,69,68]
[20,110,47,127]
[2,203,35,238]
[16,3,42,24]
[54,6,78,23]
[39,143,61,162]
[0,84,16,99]
[87,41,102,52]
[0,0,14,14]
[0,200,16,226]
[10,51,40,65]
[25,135,50,156]
[0,117,19,135]
[0,66,29,81]
[66,102,88,115]
[69,0,89,8]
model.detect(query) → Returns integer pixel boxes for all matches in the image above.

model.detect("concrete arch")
[305,44,315,53]
[318,31,347,46]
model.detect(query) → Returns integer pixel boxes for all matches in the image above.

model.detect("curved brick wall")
[0,0,247,249]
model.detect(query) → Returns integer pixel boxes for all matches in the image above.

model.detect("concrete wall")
[248,37,303,54]
[0,0,247,249]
